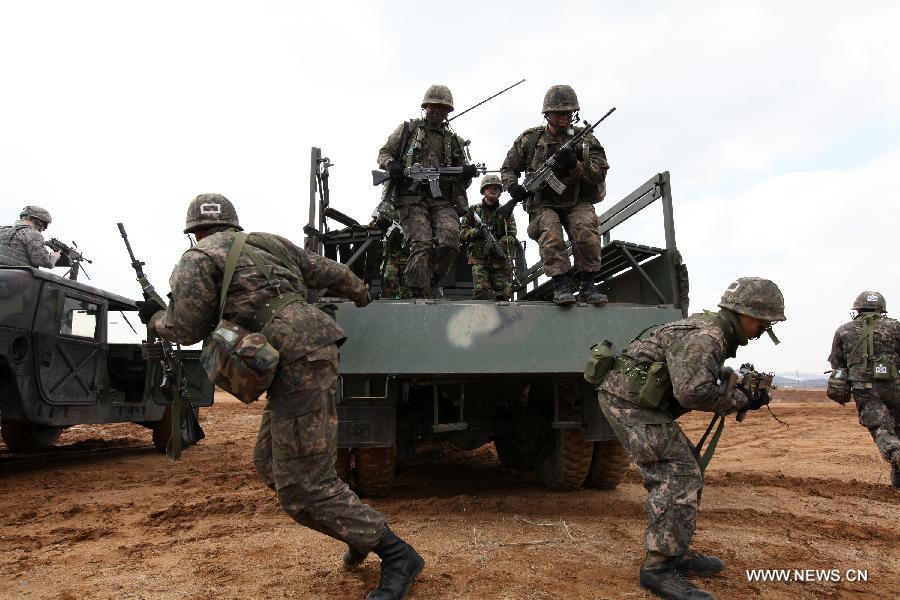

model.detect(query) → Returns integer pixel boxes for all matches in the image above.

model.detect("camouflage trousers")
[382,248,411,299]
[471,264,513,300]
[253,344,386,552]
[396,196,460,289]
[851,382,900,462]
[526,202,601,278]
[598,388,702,558]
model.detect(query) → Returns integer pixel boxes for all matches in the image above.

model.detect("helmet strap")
[765,326,780,345]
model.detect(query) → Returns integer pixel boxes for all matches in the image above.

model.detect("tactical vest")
[521,126,593,210]
[0,223,35,266]
[399,119,467,199]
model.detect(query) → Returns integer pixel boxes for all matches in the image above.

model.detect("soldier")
[377,84,479,298]
[596,277,785,600]
[137,194,424,600]
[459,174,518,300]
[0,206,61,268]
[501,84,609,306]
[372,199,411,299]
[828,291,900,489]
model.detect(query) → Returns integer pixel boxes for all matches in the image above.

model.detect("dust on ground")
[1,390,897,599]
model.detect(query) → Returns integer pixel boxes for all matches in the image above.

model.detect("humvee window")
[59,297,99,339]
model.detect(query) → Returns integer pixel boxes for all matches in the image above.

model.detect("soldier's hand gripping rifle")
[372,162,488,199]
[45,238,92,281]
[497,107,616,220]
[116,222,204,461]
[470,210,518,285]
[718,363,782,423]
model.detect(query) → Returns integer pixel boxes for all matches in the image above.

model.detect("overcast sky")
[2,1,898,373]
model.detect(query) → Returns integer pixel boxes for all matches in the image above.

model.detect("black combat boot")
[429,273,444,299]
[578,271,608,305]
[552,275,576,306]
[673,549,725,576]
[366,526,425,600]
[473,289,496,300]
[891,462,900,490]
[343,545,368,569]
[409,287,430,299]
[640,553,716,600]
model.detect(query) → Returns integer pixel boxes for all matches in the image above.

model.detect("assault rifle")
[116,222,204,461]
[497,107,616,218]
[45,238,92,281]
[469,210,518,285]
[372,163,488,198]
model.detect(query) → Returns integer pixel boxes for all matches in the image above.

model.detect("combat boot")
[673,549,725,576]
[343,545,368,569]
[640,553,716,600]
[366,526,425,600]
[578,271,608,305]
[891,463,900,490]
[429,273,444,299]
[409,287,430,299]
[473,289,496,300]
[552,275,576,306]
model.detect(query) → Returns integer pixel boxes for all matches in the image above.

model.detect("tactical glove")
[461,164,480,179]
[553,147,578,173]
[747,388,771,411]
[136,299,164,325]
[388,160,406,180]
[496,199,517,221]
[507,183,529,202]
[472,229,486,240]
[375,215,392,232]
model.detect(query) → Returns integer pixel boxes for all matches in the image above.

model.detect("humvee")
[305,148,690,497]
[0,267,213,453]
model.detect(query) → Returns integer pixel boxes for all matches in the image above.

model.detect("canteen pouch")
[872,355,898,381]
[637,361,672,409]
[584,340,616,385]
[201,321,280,404]
[826,368,851,404]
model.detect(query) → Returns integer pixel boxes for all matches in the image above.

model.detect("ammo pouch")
[826,368,850,404]
[200,232,303,404]
[872,355,898,381]
[584,340,616,385]
[619,357,672,410]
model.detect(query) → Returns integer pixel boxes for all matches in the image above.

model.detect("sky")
[1,0,898,373]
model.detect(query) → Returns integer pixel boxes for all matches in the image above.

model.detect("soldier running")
[377,84,478,298]
[500,85,609,306]
[0,206,61,268]
[459,174,518,300]
[137,194,424,600]
[828,291,900,489]
[596,277,786,600]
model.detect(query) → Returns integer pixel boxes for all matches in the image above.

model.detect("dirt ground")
[1,389,897,599]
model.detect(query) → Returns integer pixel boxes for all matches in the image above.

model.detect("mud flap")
[337,397,395,448]
[579,381,617,441]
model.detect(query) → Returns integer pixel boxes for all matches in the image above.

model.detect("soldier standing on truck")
[137,193,424,600]
[459,174,518,300]
[827,291,900,490]
[500,85,609,306]
[377,84,479,298]
[0,206,61,268]
[595,277,785,600]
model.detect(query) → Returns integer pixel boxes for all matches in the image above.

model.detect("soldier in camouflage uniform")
[138,194,424,600]
[459,174,518,300]
[500,85,609,306]
[597,277,786,600]
[377,84,478,298]
[0,206,61,268]
[371,199,411,299]
[828,291,900,489]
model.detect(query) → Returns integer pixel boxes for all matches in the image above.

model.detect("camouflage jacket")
[501,125,609,209]
[0,220,54,268]
[377,118,473,203]
[829,313,900,383]
[459,202,517,266]
[151,229,368,361]
[599,309,749,416]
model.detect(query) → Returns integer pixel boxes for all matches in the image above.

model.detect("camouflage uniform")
[500,126,608,278]
[0,220,54,268]
[377,118,472,290]
[598,309,750,558]
[828,306,900,475]
[459,202,517,300]
[374,200,411,299]
[151,228,387,552]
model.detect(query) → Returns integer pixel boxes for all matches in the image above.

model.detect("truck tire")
[1,420,62,452]
[355,445,395,498]
[534,428,593,490]
[335,448,356,490]
[583,440,630,490]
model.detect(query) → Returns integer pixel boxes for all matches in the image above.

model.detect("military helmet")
[20,205,52,226]
[542,84,580,113]
[852,290,887,313]
[421,84,454,111]
[183,193,242,234]
[718,277,786,322]
[479,174,502,193]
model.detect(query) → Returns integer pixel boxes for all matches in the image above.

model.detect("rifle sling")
[693,414,726,474]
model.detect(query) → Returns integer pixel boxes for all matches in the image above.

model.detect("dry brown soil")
[1,390,897,599]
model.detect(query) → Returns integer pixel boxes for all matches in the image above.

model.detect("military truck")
[304,148,689,497]
[0,267,213,453]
